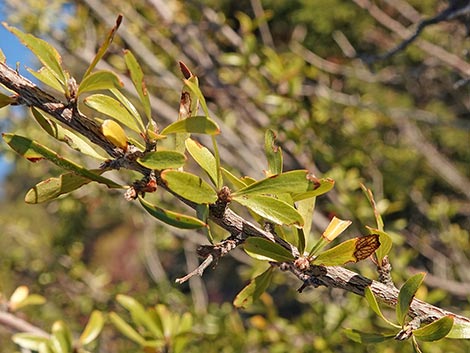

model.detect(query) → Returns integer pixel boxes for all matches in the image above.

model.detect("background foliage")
[0,0,469,352]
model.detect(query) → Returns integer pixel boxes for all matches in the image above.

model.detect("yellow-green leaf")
[109,312,146,345]
[0,92,16,108]
[414,316,454,341]
[233,267,273,308]
[124,50,151,120]
[12,333,49,351]
[161,170,218,204]
[79,311,104,346]
[183,77,210,117]
[27,66,65,93]
[446,321,470,339]
[78,70,123,96]
[110,88,146,132]
[185,138,220,186]
[0,48,5,62]
[116,294,162,338]
[161,116,220,136]
[364,287,400,328]
[101,119,128,150]
[397,273,426,326]
[137,150,186,170]
[244,237,295,262]
[264,129,282,175]
[366,226,393,265]
[51,321,72,353]
[221,167,248,190]
[139,196,207,229]
[345,329,395,343]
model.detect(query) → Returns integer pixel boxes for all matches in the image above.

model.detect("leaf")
[137,150,186,170]
[83,15,122,78]
[0,92,16,108]
[139,196,207,229]
[413,316,454,341]
[364,287,400,328]
[344,328,395,343]
[78,70,123,95]
[79,311,104,345]
[10,294,46,311]
[233,267,274,308]
[12,333,49,350]
[51,321,72,353]
[110,88,146,132]
[161,170,218,204]
[264,129,282,175]
[109,312,146,345]
[185,138,221,187]
[183,77,210,117]
[244,237,295,262]
[361,184,384,231]
[5,23,66,84]
[322,216,352,242]
[32,108,107,160]
[233,194,304,227]
[397,273,426,326]
[311,234,380,266]
[0,48,5,62]
[196,203,213,243]
[84,94,143,133]
[221,167,248,190]
[446,321,470,339]
[27,66,65,93]
[161,116,220,135]
[2,133,121,189]
[124,50,151,120]
[296,197,315,252]
[233,170,333,200]
[101,119,128,150]
[366,226,393,264]
[116,294,162,337]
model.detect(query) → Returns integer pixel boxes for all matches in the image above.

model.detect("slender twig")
[0,311,49,338]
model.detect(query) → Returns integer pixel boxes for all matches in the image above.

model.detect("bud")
[102,119,128,150]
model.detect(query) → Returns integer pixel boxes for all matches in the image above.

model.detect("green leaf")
[366,226,393,265]
[139,196,207,229]
[311,234,380,266]
[5,23,66,84]
[79,311,104,345]
[12,333,49,350]
[0,92,16,108]
[51,321,72,353]
[110,88,146,132]
[78,70,123,95]
[0,48,5,62]
[137,150,186,170]
[397,273,426,326]
[361,184,384,231]
[183,77,210,117]
[344,328,395,343]
[296,197,315,252]
[233,194,304,227]
[264,129,282,175]
[161,170,218,204]
[109,312,146,345]
[32,107,107,160]
[27,66,65,93]
[185,138,221,187]
[2,133,121,189]
[84,94,143,133]
[292,177,335,201]
[446,321,470,339]
[196,203,213,243]
[364,287,400,328]
[161,116,220,136]
[232,170,333,200]
[413,316,454,341]
[221,167,248,190]
[244,237,295,262]
[83,15,122,79]
[11,294,46,310]
[233,267,274,308]
[116,294,162,338]
[124,50,151,120]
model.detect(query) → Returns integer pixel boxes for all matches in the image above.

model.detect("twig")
[175,255,214,284]
[0,311,49,338]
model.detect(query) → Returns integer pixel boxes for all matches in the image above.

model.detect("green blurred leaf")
[2,133,121,189]
[0,92,16,108]
[366,226,393,264]
[116,295,162,338]
[446,321,470,339]
[161,116,220,135]
[244,237,295,262]
[79,311,104,346]
[311,234,380,266]
[233,170,333,200]
[233,194,304,227]
[84,94,143,133]
[109,312,146,345]
[397,273,426,326]
[83,15,122,79]
[11,294,46,310]
[32,107,107,160]
[264,129,282,175]
[51,321,72,353]
[221,167,248,190]
[5,23,66,84]
[12,333,49,350]
[233,267,274,308]
[364,287,400,328]
[414,316,454,341]
[27,66,65,93]
[139,196,207,229]
[78,70,123,95]
[161,170,218,204]
[124,50,151,120]
[344,328,395,343]
[185,138,221,187]
[137,150,186,170]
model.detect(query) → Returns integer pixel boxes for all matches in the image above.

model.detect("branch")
[0,311,49,338]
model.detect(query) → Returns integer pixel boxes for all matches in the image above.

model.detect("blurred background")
[0,0,469,351]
